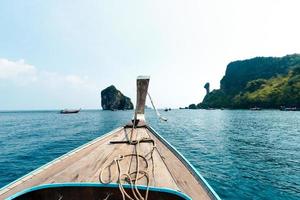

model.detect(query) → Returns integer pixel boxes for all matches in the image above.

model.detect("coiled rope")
[99,126,156,200]
[99,91,165,199]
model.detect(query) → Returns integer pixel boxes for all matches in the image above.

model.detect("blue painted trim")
[0,127,123,191]
[147,125,222,200]
[6,183,192,200]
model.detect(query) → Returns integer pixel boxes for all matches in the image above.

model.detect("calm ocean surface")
[0,110,299,200]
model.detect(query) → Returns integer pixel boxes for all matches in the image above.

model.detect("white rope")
[99,131,155,200]
[99,92,165,199]
[147,93,167,121]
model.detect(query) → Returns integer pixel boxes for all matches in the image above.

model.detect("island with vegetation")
[101,85,133,110]
[191,54,300,109]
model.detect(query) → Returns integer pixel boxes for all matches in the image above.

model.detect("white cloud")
[0,58,97,91]
[0,58,100,109]
[64,74,95,90]
[65,75,85,85]
[0,58,37,84]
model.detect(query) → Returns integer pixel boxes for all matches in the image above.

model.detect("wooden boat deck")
[0,126,214,199]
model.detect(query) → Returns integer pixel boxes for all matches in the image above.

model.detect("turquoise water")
[0,110,299,200]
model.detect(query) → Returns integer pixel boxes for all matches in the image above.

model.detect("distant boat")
[250,107,261,111]
[206,108,216,110]
[0,76,221,200]
[280,106,298,111]
[60,109,81,114]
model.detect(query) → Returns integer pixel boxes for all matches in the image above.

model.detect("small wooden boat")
[280,106,298,111]
[206,108,216,110]
[0,76,221,200]
[60,109,81,114]
[250,107,261,111]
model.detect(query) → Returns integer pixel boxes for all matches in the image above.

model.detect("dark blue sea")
[0,110,299,200]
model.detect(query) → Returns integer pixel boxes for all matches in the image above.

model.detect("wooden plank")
[0,126,213,200]
[0,129,124,199]
[146,129,212,200]
[134,128,178,190]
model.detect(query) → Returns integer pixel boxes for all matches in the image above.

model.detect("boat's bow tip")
[137,75,150,80]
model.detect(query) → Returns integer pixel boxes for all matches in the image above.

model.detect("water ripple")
[0,110,299,200]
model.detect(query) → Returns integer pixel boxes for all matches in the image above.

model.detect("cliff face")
[199,54,300,109]
[101,85,133,110]
[220,54,300,94]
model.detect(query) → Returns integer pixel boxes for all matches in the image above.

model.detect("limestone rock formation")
[101,85,133,110]
[188,104,197,109]
[199,54,300,109]
[204,82,210,95]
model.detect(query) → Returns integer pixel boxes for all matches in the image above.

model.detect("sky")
[0,0,300,110]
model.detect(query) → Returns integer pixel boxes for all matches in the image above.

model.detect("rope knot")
[130,140,138,145]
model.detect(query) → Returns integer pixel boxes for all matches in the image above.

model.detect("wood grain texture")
[0,127,213,200]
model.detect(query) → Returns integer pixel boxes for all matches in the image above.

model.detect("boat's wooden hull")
[7,183,191,200]
[60,109,80,114]
[0,125,220,200]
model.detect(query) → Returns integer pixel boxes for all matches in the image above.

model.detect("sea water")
[0,110,299,200]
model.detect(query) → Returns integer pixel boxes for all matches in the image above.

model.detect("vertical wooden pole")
[135,76,150,122]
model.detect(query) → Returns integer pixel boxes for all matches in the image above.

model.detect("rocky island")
[101,85,133,110]
[191,54,300,109]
